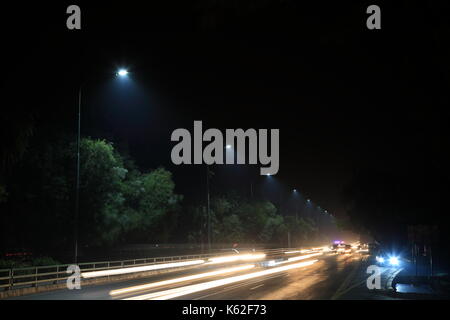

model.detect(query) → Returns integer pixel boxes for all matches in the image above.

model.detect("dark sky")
[2,1,448,216]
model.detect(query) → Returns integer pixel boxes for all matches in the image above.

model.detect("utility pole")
[74,87,81,264]
[287,231,291,248]
[206,165,211,252]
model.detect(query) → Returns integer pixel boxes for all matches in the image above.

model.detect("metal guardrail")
[0,248,295,291]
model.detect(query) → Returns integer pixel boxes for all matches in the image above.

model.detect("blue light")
[117,69,129,77]
[389,256,399,266]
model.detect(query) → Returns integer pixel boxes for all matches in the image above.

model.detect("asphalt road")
[9,251,397,300]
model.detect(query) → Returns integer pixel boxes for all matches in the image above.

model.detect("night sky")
[2,1,448,216]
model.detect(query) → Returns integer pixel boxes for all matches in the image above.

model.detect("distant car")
[331,241,346,253]
[335,244,346,254]
[357,243,370,254]
[344,244,352,254]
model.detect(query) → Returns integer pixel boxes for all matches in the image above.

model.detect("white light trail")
[273,252,323,266]
[206,253,266,265]
[125,259,318,300]
[288,252,323,262]
[81,260,205,279]
[109,264,255,296]
[284,250,301,254]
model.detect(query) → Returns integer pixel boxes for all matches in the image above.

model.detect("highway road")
[8,248,399,300]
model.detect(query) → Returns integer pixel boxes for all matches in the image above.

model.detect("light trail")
[205,253,266,265]
[124,259,318,300]
[287,252,323,262]
[285,247,325,254]
[109,264,255,296]
[81,260,205,279]
[271,252,323,266]
[84,253,265,279]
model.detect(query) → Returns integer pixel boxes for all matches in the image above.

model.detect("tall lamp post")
[204,144,234,252]
[74,68,129,264]
[206,164,211,252]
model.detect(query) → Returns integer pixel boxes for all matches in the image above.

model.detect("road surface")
[8,250,401,300]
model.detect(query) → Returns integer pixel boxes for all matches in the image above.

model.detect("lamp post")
[205,144,236,252]
[206,164,211,252]
[74,68,129,263]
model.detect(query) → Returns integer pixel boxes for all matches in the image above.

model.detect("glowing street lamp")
[117,69,129,77]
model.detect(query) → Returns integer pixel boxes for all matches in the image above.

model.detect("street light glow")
[117,69,129,77]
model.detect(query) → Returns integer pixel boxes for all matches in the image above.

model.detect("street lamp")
[206,144,229,252]
[74,68,130,263]
[206,164,211,252]
[117,69,129,77]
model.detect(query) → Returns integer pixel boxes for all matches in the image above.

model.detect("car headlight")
[376,256,385,263]
[389,256,399,266]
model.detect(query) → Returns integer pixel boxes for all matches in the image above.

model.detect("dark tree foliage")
[182,194,337,247]
[0,136,182,255]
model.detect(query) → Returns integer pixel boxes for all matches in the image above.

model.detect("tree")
[218,214,244,243]
[120,168,183,243]
[1,135,183,253]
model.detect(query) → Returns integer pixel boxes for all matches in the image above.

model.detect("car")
[331,241,346,253]
[374,250,401,267]
[344,244,353,254]
[335,244,347,254]
[357,243,370,254]
[331,244,339,252]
